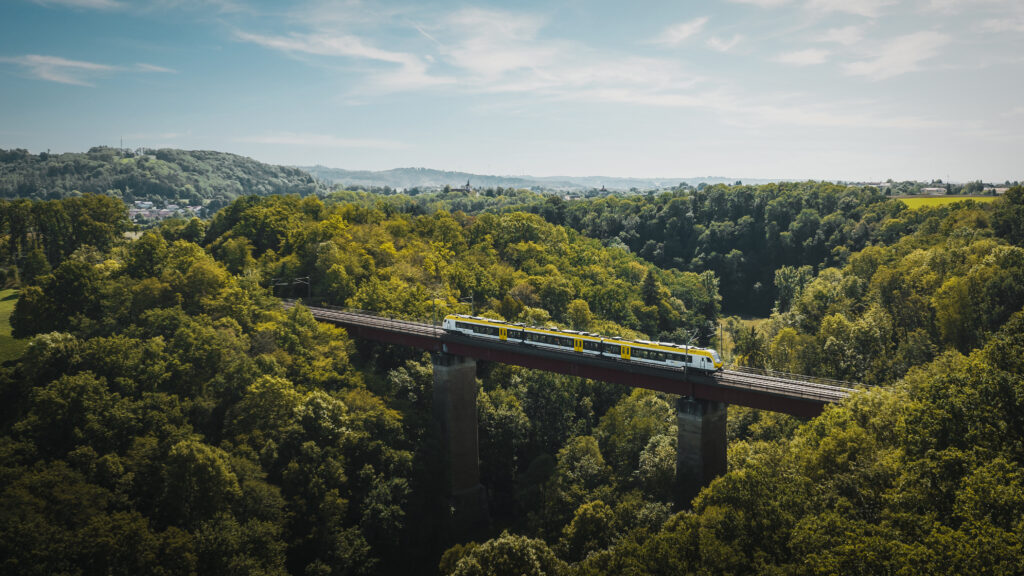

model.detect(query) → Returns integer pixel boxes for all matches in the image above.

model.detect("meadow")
[0,289,25,362]
[899,195,998,208]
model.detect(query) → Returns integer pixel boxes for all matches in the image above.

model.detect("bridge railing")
[282,299,440,337]
[727,364,859,391]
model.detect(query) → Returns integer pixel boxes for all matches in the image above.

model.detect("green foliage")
[0,146,321,203]
[201,196,719,342]
[0,289,27,362]
[4,179,1024,575]
[0,215,412,574]
[0,195,129,283]
[447,531,567,576]
[596,390,675,481]
[509,181,904,316]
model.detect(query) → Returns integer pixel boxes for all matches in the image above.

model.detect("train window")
[604,344,620,355]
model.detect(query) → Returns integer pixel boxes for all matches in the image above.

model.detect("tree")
[566,299,594,331]
[597,390,675,481]
[448,531,567,576]
[160,439,242,528]
[559,500,617,561]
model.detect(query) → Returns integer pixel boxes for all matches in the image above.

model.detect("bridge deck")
[289,302,853,417]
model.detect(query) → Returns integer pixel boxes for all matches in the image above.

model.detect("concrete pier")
[676,396,728,505]
[432,353,487,533]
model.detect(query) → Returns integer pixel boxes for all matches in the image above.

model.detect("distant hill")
[0,147,322,206]
[302,165,777,192]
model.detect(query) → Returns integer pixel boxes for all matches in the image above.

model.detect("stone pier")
[432,353,487,534]
[676,396,728,505]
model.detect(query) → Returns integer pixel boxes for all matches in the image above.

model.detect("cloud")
[707,35,743,52]
[816,25,865,46]
[235,133,407,150]
[2,54,178,85]
[135,63,177,73]
[32,0,122,9]
[805,0,897,18]
[921,0,1017,14]
[728,0,792,6]
[233,6,945,133]
[977,16,1024,33]
[438,9,562,80]
[234,30,453,90]
[0,54,115,85]
[774,48,830,65]
[431,9,703,95]
[844,31,950,80]
[653,17,710,45]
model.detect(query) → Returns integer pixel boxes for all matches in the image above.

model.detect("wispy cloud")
[774,48,830,65]
[728,0,792,6]
[1,54,176,85]
[433,8,703,95]
[234,30,453,90]
[844,31,950,80]
[235,133,407,150]
[653,17,710,45]
[920,0,1018,14]
[0,54,115,86]
[977,16,1024,33]
[707,35,743,52]
[32,0,122,9]
[816,25,865,46]
[135,63,177,73]
[233,5,946,133]
[805,0,897,18]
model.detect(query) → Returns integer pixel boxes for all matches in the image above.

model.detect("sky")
[0,0,1022,182]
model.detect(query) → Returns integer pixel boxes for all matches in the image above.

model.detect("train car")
[615,339,723,371]
[443,314,724,372]
[443,314,523,341]
[520,325,604,357]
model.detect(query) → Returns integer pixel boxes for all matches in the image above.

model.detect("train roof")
[447,314,717,355]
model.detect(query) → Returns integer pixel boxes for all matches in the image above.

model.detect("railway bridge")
[288,302,854,525]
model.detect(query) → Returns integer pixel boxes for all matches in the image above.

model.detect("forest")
[0,147,323,208]
[1,181,1023,575]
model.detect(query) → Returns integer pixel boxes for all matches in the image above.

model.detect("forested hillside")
[519,183,904,315]
[326,182,907,316]
[0,147,322,206]
[1,188,1024,575]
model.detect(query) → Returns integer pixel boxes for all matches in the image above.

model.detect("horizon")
[6,143,1015,186]
[1,1,1022,182]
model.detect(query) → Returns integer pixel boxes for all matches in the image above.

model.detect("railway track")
[715,369,852,403]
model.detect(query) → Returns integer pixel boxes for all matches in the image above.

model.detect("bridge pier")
[431,353,488,535]
[676,396,728,505]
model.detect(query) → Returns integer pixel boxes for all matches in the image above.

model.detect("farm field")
[0,289,25,362]
[899,195,998,208]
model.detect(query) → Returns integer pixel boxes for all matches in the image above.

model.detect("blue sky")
[1,0,1021,181]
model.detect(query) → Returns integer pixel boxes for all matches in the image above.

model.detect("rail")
[726,365,859,392]
[715,370,850,403]
[282,299,440,337]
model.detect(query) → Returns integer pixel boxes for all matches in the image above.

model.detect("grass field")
[0,289,27,362]
[899,196,998,209]
[720,316,768,366]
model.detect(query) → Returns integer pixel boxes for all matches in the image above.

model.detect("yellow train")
[443,314,723,372]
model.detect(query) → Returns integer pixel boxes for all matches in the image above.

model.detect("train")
[442,314,723,372]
